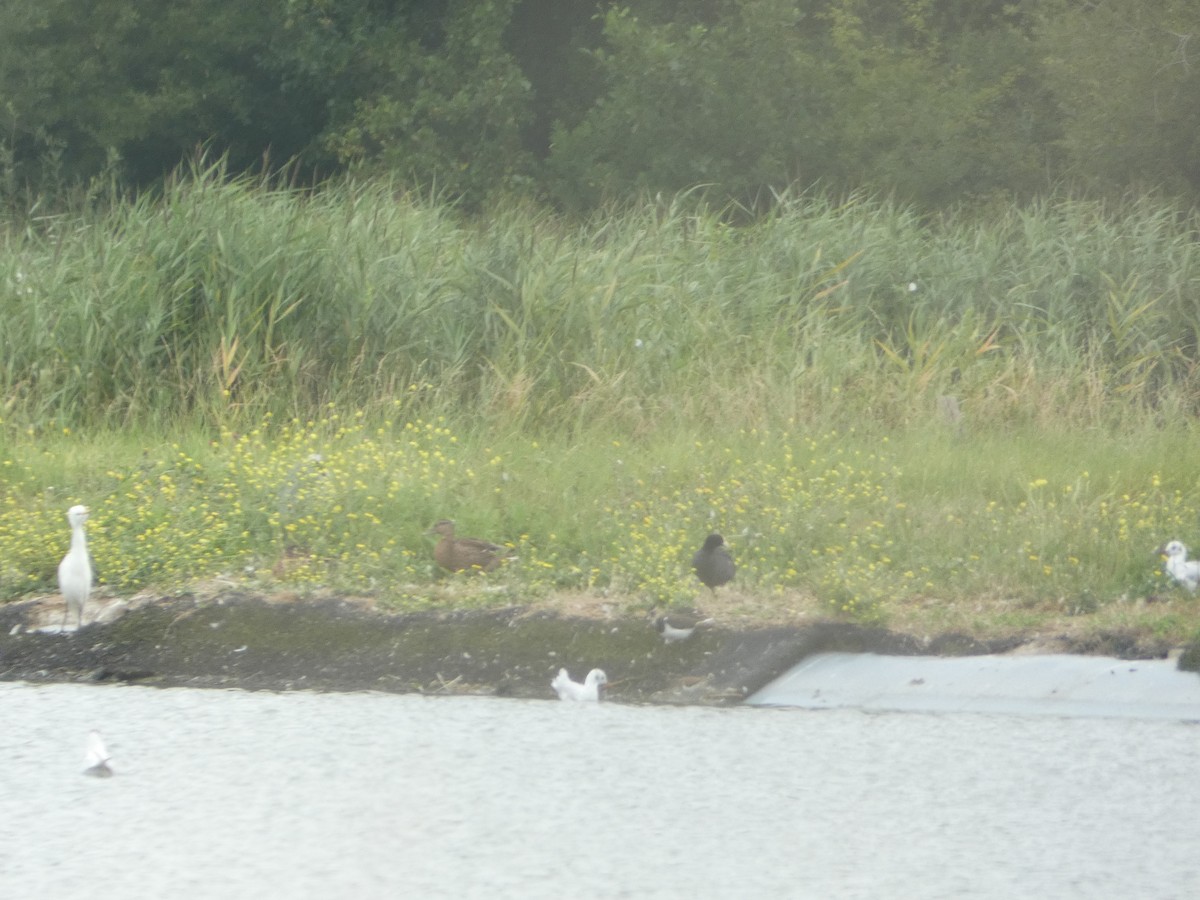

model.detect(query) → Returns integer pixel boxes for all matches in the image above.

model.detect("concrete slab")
[745,652,1200,720]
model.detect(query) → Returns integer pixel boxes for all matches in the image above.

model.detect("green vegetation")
[2,1,1199,210]
[1,171,1199,644]
[3,2,1197,647]
[6,165,1200,432]
[2,411,1197,642]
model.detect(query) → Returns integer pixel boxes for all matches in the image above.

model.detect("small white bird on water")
[551,667,607,702]
[83,730,113,778]
[1161,540,1200,592]
[58,504,92,633]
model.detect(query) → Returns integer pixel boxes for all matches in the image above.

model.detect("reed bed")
[2,168,1200,640]
[2,166,1200,432]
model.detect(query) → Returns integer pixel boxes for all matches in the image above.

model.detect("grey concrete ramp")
[745,652,1200,720]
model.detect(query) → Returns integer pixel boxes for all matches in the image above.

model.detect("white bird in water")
[655,612,715,643]
[83,730,113,778]
[57,504,92,632]
[551,667,608,702]
[1161,540,1200,591]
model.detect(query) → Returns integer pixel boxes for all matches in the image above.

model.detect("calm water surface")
[1,682,1196,899]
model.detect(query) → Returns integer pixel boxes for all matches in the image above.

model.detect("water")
[2,682,1197,899]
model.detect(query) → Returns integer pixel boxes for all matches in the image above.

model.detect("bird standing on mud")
[692,533,735,593]
[58,504,92,632]
[655,611,715,643]
[429,519,516,573]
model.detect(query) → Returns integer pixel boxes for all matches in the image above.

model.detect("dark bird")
[692,533,735,593]
[429,519,515,573]
[655,611,715,643]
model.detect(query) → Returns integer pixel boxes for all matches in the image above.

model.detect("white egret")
[57,504,92,632]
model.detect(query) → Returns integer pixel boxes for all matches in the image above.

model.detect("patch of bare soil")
[0,588,1191,703]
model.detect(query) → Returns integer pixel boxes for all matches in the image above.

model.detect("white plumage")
[655,613,715,643]
[1162,540,1200,592]
[83,730,113,778]
[551,667,608,702]
[57,504,92,632]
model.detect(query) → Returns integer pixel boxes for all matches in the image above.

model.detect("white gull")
[551,668,607,702]
[655,612,715,643]
[83,730,113,778]
[1162,540,1200,591]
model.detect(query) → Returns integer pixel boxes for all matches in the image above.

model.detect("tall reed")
[2,166,1200,436]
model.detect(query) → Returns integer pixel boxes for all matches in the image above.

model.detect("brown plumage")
[429,519,514,573]
[692,533,735,592]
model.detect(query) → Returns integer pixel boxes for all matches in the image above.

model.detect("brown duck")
[692,533,735,593]
[429,519,515,573]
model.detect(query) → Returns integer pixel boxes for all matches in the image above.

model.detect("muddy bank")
[0,591,1192,704]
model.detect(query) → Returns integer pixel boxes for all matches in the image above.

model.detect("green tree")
[0,0,536,203]
[822,0,1056,205]
[0,0,314,191]
[321,0,534,205]
[546,1,837,210]
[504,0,604,160]
[1036,0,1200,196]
[545,0,1057,210]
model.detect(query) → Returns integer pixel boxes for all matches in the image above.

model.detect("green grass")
[3,167,1200,643]
[2,411,1199,645]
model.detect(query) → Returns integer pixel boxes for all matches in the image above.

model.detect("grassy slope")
[2,172,1200,645]
[3,416,1198,647]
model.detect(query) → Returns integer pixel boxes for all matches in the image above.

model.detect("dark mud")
[0,592,1191,704]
